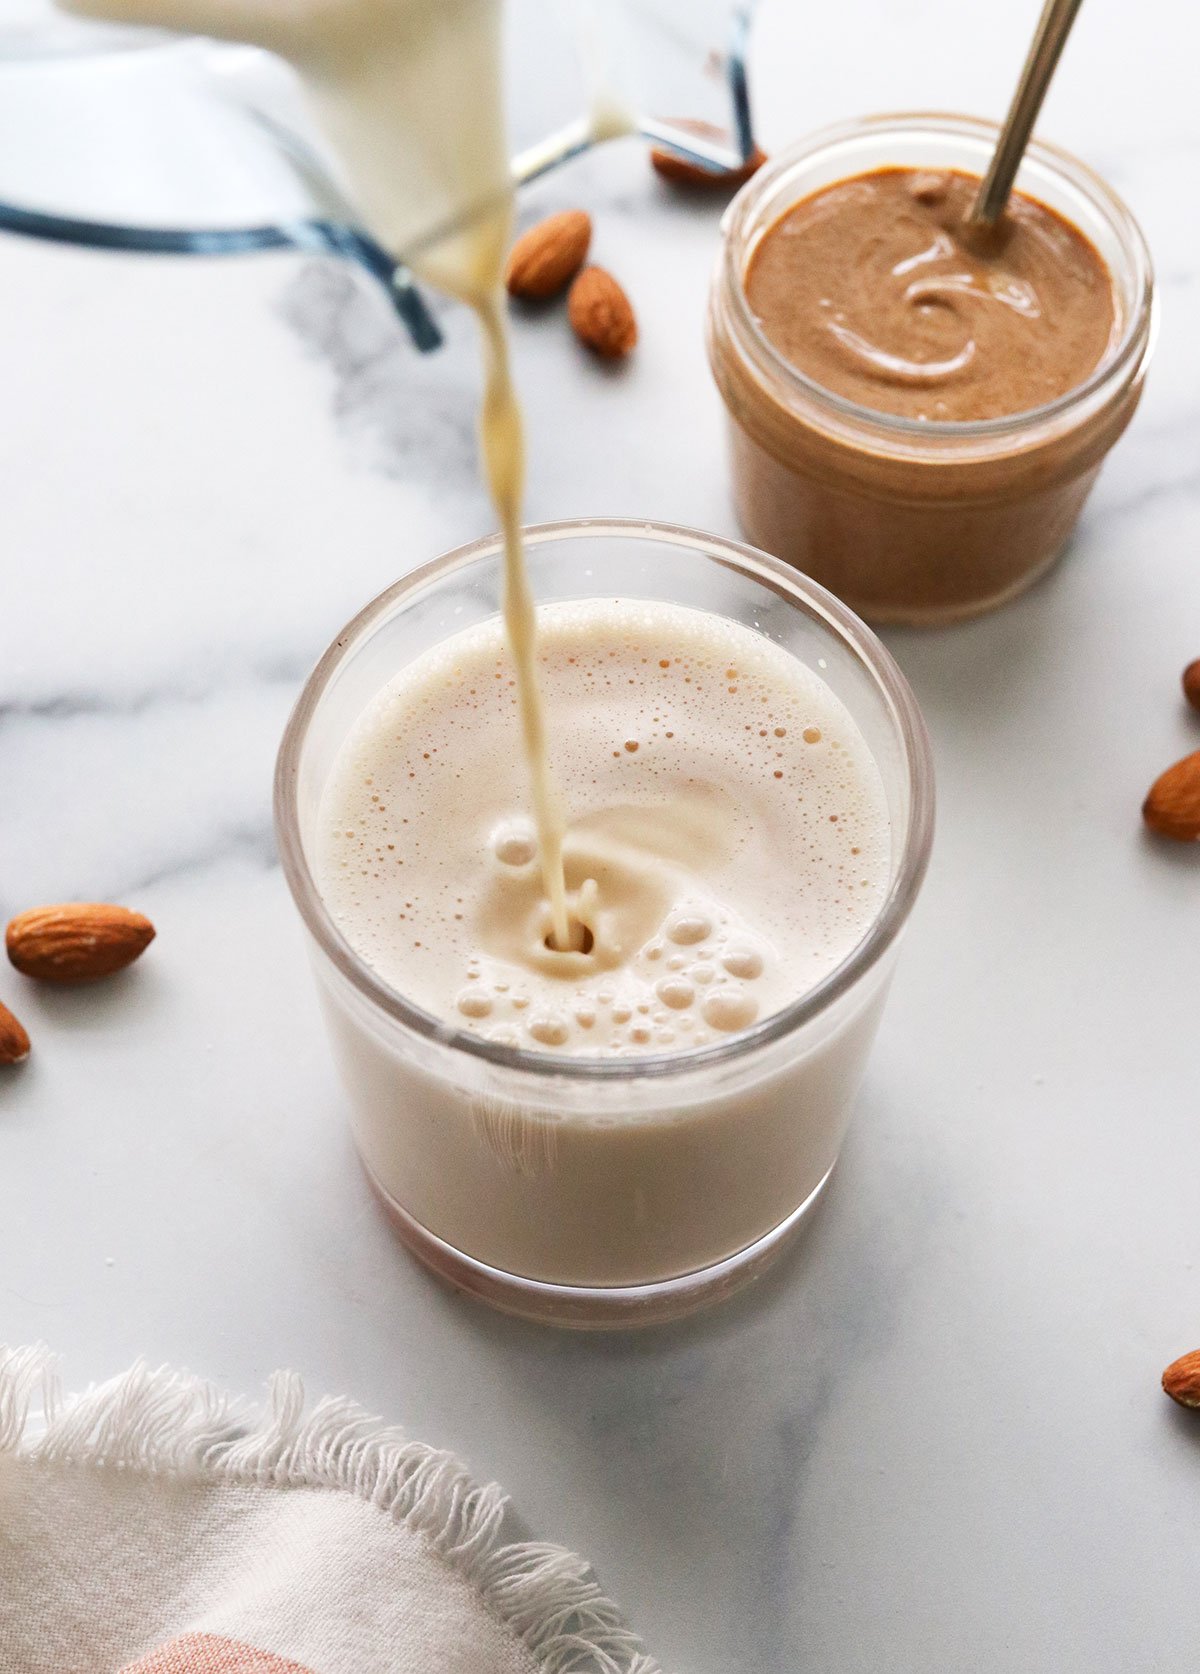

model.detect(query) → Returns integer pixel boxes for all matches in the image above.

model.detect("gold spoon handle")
[971,0,1086,225]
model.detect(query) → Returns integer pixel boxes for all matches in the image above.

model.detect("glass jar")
[275,520,934,1326]
[707,114,1157,626]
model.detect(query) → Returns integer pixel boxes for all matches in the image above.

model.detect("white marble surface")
[2,2,1200,1669]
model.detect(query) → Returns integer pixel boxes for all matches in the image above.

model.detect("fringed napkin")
[0,1346,659,1674]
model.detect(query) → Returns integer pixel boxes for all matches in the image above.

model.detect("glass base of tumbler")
[364,1163,834,1329]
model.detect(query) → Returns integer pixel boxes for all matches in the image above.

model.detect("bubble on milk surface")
[529,1012,569,1047]
[666,911,711,946]
[722,946,763,980]
[492,821,537,867]
[656,976,695,1010]
[457,988,492,1019]
[702,987,759,1033]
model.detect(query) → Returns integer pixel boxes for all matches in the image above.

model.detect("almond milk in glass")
[276,521,934,1324]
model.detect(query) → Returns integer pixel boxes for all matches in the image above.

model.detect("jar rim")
[274,518,935,1084]
[718,111,1156,445]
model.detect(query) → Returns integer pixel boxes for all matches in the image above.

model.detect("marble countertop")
[2,1,1199,1669]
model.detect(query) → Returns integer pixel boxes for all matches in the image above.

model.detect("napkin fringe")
[0,1344,659,1674]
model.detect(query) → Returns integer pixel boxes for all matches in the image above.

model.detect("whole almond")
[567,266,637,359]
[6,903,155,984]
[1162,1349,1200,1410]
[650,118,766,190]
[0,999,30,1065]
[1142,750,1200,841]
[505,210,592,301]
[1183,659,1200,713]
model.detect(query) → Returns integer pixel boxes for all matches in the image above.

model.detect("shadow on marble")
[879,539,1077,732]
[1137,828,1200,871]
[5,965,162,1035]
[1163,1401,1200,1452]
[385,1094,940,1670]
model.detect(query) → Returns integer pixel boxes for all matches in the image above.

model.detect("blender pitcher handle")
[0,198,445,350]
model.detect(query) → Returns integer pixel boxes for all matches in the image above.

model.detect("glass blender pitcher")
[0,0,760,350]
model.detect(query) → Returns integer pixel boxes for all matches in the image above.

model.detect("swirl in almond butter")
[745,168,1117,423]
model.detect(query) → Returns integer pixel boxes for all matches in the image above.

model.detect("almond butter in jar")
[707,115,1156,626]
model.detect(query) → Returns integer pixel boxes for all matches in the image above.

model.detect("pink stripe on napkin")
[120,1634,314,1673]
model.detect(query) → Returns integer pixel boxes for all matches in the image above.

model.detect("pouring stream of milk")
[64,0,576,947]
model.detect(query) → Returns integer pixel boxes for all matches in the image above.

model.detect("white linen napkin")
[0,1346,659,1674]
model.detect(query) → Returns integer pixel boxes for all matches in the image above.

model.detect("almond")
[0,999,30,1065]
[1142,750,1200,841]
[567,266,637,359]
[505,209,592,301]
[1162,1349,1200,1410]
[650,118,766,190]
[1183,659,1200,713]
[6,903,155,984]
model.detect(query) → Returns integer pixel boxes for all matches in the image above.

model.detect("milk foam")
[319,598,891,1057]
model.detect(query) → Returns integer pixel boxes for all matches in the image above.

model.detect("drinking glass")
[275,520,934,1326]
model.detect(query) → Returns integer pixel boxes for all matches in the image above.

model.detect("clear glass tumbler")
[275,520,934,1326]
[708,114,1157,626]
